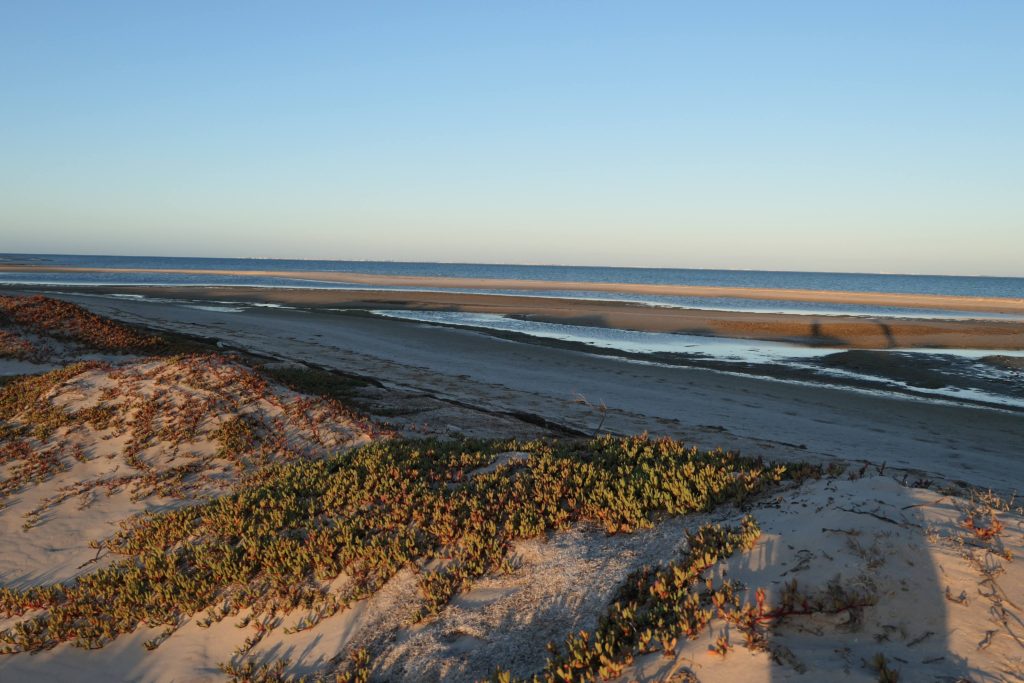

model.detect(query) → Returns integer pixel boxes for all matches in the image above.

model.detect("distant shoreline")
[5,281,1024,350]
[3,264,1024,314]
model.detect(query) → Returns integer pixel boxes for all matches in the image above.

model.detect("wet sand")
[5,264,1024,314]
[9,283,1024,350]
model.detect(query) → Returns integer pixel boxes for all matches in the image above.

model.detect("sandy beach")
[8,290,1022,491]
[2,290,1024,683]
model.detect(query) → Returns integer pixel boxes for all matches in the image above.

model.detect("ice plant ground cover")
[0,294,163,359]
[0,354,385,514]
[0,434,813,680]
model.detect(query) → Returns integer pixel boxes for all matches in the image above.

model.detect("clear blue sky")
[1,2,1022,275]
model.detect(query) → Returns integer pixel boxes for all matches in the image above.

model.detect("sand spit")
[11,284,1024,350]
[5,265,1024,315]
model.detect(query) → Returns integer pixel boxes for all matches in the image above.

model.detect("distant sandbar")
[4,264,1024,315]
[6,283,1023,350]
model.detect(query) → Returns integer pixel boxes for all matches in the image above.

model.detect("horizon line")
[0,251,1020,281]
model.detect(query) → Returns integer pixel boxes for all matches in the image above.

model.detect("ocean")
[2,249,1024,294]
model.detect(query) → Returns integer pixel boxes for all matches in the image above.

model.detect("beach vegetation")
[532,515,761,681]
[0,294,163,354]
[0,434,797,680]
[0,328,46,362]
[0,354,384,517]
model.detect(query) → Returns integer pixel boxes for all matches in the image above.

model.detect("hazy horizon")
[2,2,1022,276]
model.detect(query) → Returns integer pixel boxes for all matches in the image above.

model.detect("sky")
[1,2,1022,276]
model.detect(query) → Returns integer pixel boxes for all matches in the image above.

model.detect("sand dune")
[0,355,374,587]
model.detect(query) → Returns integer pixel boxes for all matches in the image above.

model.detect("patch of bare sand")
[373,517,698,681]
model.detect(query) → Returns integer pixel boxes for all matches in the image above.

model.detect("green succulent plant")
[0,433,811,681]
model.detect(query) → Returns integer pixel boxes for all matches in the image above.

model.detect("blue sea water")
[1,253,1022,320]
